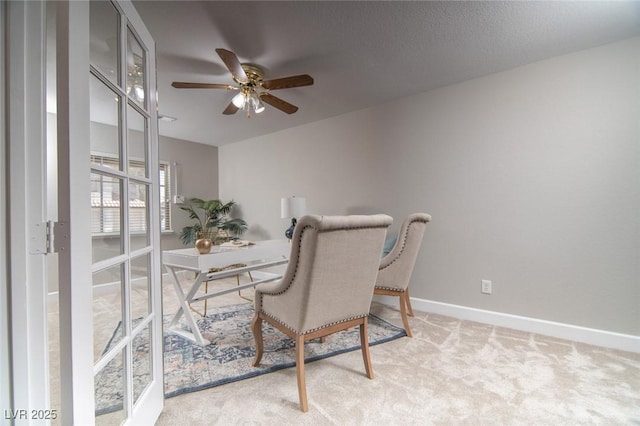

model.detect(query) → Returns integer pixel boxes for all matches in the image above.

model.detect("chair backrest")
[266,214,392,334]
[376,213,431,291]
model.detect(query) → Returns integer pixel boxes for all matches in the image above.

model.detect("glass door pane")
[132,324,152,405]
[88,1,163,423]
[127,104,147,177]
[92,264,124,363]
[91,173,124,263]
[129,181,149,251]
[90,0,119,85]
[126,28,145,109]
[58,0,162,422]
[130,253,151,321]
[94,350,126,424]
[89,75,121,168]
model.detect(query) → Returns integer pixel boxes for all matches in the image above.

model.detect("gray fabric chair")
[251,214,392,412]
[374,213,431,337]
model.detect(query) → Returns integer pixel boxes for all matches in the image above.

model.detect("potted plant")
[179,198,248,252]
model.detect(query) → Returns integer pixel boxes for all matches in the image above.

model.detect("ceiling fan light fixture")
[251,93,265,113]
[231,91,246,108]
[172,48,314,116]
[134,86,145,102]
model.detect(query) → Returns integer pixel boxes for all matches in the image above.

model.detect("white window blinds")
[90,155,171,234]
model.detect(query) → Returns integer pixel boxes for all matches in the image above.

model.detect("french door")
[57,1,163,424]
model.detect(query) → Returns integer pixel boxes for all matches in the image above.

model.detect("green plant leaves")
[179,198,247,246]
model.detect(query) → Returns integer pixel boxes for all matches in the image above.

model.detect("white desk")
[163,239,290,345]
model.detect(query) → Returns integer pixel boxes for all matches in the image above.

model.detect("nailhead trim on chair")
[263,225,312,297]
[375,217,429,292]
[378,218,429,272]
[302,315,367,335]
[374,286,406,292]
[258,219,388,333]
[261,311,368,335]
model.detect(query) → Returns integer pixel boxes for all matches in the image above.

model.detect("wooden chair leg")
[295,335,309,412]
[399,294,413,337]
[404,289,414,317]
[251,314,264,366]
[359,321,374,379]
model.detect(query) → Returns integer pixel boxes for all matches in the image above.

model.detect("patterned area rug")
[95,303,406,414]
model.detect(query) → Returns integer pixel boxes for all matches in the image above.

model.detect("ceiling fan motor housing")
[239,64,264,86]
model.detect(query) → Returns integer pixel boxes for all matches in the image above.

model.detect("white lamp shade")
[253,96,265,113]
[281,196,307,219]
[231,92,246,108]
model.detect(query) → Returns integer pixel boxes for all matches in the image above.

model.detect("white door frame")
[56,1,94,423]
[1,0,12,416]
[4,1,163,424]
[6,1,51,422]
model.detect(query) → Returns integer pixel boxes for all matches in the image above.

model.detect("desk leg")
[236,271,254,302]
[166,266,210,346]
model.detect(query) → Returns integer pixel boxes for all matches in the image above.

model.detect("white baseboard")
[374,295,639,354]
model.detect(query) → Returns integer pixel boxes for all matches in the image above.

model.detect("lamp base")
[285,218,297,240]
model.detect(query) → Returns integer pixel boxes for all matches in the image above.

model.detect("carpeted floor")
[156,300,640,425]
[48,273,640,425]
[94,302,405,414]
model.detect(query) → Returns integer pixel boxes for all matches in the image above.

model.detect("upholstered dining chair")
[251,214,392,412]
[374,213,431,337]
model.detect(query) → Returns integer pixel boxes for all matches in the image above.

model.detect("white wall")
[219,37,640,336]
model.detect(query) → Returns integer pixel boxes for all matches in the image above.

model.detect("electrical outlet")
[481,279,492,294]
[173,195,185,205]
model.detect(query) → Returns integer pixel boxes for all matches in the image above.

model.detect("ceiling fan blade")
[260,93,299,114]
[172,82,236,90]
[215,48,249,84]
[261,74,314,90]
[222,101,240,115]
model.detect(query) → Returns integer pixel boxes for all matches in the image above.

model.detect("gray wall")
[159,135,219,251]
[219,37,640,335]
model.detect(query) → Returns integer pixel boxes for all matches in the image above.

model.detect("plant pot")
[195,238,212,254]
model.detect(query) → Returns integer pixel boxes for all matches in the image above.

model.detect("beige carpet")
[157,300,640,425]
[48,274,640,424]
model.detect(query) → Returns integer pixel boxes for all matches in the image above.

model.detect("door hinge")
[29,220,57,255]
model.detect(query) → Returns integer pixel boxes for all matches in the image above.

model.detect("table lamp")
[281,196,307,240]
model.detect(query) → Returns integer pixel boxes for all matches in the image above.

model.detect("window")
[159,162,171,232]
[90,155,171,234]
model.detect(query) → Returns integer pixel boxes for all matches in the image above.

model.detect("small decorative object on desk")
[195,235,212,254]
[220,240,255,248]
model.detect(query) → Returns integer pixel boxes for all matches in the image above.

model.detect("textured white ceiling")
[132,1,640,146]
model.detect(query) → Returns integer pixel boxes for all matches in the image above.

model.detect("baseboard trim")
[374,295,639,354]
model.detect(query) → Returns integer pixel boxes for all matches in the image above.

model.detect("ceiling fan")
[171,48,314,117]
